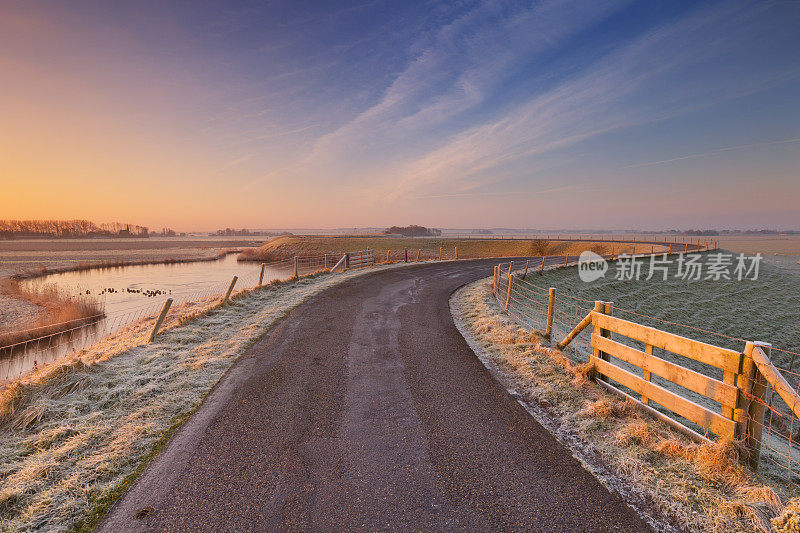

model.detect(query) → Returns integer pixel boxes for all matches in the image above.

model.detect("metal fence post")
[148,298,173,342]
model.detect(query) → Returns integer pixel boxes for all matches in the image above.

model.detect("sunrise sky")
[1,1,799,231]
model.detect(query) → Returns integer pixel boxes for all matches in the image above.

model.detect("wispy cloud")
[276,0,798,208]
[619,137,800,169]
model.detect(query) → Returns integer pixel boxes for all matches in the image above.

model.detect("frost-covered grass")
[0,265,396,532]
[451,279,800,533]
[239,234,648,261]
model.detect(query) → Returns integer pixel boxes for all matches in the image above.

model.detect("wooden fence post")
[539,256,546,275]
[546,288,555,337]
[148,298,173,342]
[439,246,442,260]
[640,344,654,405]
[258,263,266,286]
[596,301,613,382]
[455,246,458,260]
[324,254,328,270]
[344,252,350,270]
[417,249,421,261]
[521,260,529,280]
[293,256,298,278]
[504,273,513,312]
[563,255,568,267]
[404,247,408,262]
[739,341,771,470]
[222,276,238,304]
[588,301,605,379]
[387,250,391,263]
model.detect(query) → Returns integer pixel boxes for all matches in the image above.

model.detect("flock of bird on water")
[83,287,171,298]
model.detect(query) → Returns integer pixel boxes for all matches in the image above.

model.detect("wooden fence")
[491,257,800,477]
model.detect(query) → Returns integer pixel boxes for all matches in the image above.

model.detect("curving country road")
[99,256,668,532]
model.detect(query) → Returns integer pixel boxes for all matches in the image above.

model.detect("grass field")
[717,235,800,256]
[238,235,648,261]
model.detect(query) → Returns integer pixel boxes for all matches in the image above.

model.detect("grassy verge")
[0,281,104,349]
[450,279,800,532]
[238,235,649,262]
[0,265,397,531]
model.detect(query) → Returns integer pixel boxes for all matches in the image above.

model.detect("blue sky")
[1,0,799,229]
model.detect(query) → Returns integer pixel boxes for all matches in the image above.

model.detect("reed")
[0,280,104,349]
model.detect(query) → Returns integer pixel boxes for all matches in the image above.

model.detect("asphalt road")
[99,257,657,532]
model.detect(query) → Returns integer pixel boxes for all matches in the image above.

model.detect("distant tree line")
[0,219,153,239]
[384,225,442,237]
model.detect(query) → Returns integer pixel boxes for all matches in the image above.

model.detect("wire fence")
[0,255,298,384]
[491,256,800,487]
[0,248,458,385]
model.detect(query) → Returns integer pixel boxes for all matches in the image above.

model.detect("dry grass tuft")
[773,498,800,532]
[653,437,746,485]
[582,398,638,421]
[568,361,593,383]
[616,420,653,446]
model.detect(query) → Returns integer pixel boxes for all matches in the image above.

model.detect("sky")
[1,0,799,231]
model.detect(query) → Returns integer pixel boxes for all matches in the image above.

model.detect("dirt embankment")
[238,235,650,262]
